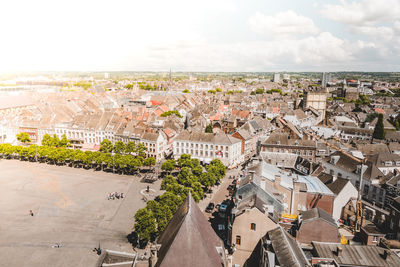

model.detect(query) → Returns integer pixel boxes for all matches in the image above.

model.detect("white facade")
[332,180,358,220]
[173,134,243,167]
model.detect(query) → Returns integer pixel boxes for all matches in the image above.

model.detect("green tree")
[42,134,52,146]
[199,171,215,189]
[125,141,137,154]
[373,113,386,140]
[100,139,113,153]
[51,134,60,147]
[144,157,156,167]
[160,110,182,118]
[16,132,31,143]
[113,141,125,154]
[134,208,157,242]
[205,124,213,133]
[182,89,190,93]
[136,143,147,157]
[161,159,175,173]
[59,134,70,147]
[161,175,178,190]
[255,88,265,94]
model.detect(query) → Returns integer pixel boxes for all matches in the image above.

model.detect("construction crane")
[303,129,367,232]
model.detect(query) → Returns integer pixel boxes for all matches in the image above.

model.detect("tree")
[182,89,190,93]
[136,143,147,157]
[42,134,52,146]
[161,159,175,173]
[144,157,156,167]
[160,110,182,118]
[134,208,157,242]
[113,141,125,154]
[16,132,31,143]
[100,139,113,153]
[59,134,70,147]
[51,134,61,147]
[125,141,137,154]
[205,124,213,133]
[200,172,215,189]
[255,88,265,94]
[161,175,178,190]
[373,113,386,140]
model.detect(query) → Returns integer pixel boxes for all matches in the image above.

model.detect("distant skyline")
[1,0,400,72]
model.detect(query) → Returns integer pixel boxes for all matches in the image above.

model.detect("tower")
[322,72,331,88]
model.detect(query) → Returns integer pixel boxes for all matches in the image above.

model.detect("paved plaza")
[0,160,161,267]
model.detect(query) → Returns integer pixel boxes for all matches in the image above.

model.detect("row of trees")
[134,155,226,243]
[99,139,147,157]
[160,110,182,118]
[0,143,155,174]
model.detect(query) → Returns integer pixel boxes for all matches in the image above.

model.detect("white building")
[326,177,358,220]
[273,73,280,83]
[173,130,243,167]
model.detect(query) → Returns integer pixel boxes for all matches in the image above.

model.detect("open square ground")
[0,160,161,267]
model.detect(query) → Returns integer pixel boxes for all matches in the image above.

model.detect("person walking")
[29,210,34,216]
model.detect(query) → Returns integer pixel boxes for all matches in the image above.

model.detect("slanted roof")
[266,227,309,267]
[312,242,400,267]
[327,177,350,195]
[155,194,226,267]
[233,182,285,222]
[301,208,337,227]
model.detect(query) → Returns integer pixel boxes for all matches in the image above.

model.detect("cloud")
[321,0,400,26]
[350,26,394,41]
[248,10,320,37]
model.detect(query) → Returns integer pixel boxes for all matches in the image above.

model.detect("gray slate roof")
[313,242,400,267]
[267,227,309,267]
[301,207,337,227]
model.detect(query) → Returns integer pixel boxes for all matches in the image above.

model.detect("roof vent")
[336,246,342,257]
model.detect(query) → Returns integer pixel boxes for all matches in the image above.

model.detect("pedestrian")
[121,193,124,198]
[29,210,34,216]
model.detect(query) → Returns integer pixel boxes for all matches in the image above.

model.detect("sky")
[0,0,400,72]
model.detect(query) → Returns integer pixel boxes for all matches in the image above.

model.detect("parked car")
[218,203,228,218]
[205,202,215,213]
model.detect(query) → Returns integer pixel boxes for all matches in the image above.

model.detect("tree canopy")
[373,113,386,140]
[205,124,213,133]
[160,110,182,118]
[133,155,226,244]
[16,132,31,143]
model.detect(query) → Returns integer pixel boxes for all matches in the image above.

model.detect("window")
[250,223,256,231]
[236,235,241,245]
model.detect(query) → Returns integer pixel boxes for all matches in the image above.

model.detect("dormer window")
[356,165,361,174]
[385,161,392,167]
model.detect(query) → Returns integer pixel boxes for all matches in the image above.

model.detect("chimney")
[331,155,340,165]
[336,246,342,257]
[293,181,302,192]
[249,170,255,183]
[274,175,281,189]
[149,245,158,267]
[383,250,391,260]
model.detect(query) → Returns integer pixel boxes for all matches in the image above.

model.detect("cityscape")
[1,1,400,267]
